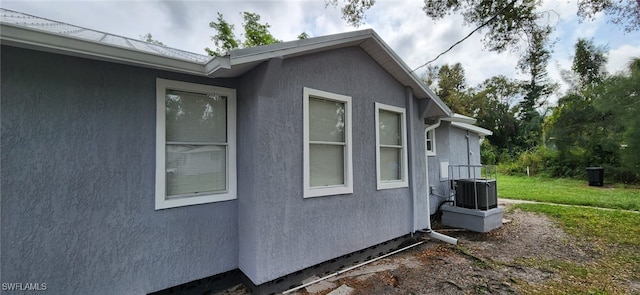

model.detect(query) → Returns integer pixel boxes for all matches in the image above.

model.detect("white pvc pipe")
[282,240,426,294]
[429,231,458,245]
[424,119,458,246]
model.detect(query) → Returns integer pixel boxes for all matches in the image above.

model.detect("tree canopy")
[327,0,639,67]
[423,52,640,183]
[205,12,281,56]
[140,33,164,45]
[544,40,638,182]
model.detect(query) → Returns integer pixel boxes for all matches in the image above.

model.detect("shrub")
[480,141,497,165]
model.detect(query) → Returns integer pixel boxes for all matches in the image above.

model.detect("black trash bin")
[586,167,604,186]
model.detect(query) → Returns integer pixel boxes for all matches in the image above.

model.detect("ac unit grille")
[454,179,497,210]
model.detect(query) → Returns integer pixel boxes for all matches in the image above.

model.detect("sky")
[3,0,639,105]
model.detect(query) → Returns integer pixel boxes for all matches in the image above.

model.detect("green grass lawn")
[498,174,640,211]
[510,203,640,294]
[496,175,640,293]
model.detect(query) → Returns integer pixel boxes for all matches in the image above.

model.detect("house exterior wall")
[0,46,239,294]
[1,44,435,291]
[236,47,428,284]
[410,97,430,232]
[426,121,484,214]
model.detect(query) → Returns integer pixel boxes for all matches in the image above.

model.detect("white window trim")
[303,87,353,198]
[375,102,409,190]
[155,78,237,210]
[426,128,436,156]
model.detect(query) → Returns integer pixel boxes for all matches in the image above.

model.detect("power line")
[412,0,519,73]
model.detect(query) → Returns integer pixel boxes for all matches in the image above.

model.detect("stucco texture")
[1,44,437,292]
[427,122,483,214]
[236,47,429,284]
[1,46,239,294]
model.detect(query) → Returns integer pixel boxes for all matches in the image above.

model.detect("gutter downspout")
[423,120,458,245]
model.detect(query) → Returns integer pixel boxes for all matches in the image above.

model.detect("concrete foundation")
[441,205,503,233]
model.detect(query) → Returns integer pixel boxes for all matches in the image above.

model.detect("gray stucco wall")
[427,122,484,214]
[410,97,430,231]
[236,47,426,284]
[1,46,239,294]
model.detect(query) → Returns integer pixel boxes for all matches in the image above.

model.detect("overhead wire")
[411,0,520,73]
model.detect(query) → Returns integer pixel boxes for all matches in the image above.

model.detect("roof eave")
[443,113,477,124]
[450,121,493,136]
[0,23,207,76]
[230,30,371,64]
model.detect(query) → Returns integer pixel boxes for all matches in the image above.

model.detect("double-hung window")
[375,103,408,190]
[155,79,236,209]
[303,87,353,198]
[425,129,436,156]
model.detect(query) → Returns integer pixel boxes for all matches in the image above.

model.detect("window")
[303,87,353,198]
[426,128,436,156]
[375,103,408,190]
[155,79,236,209]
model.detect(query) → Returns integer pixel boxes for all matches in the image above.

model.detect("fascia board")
[227,36,370,67]
[0,24,207,76]
[204,56,231,75]
[451,122,493,136]
[443,113,477,124]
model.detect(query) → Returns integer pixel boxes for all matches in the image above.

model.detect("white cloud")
[607,44,640,75]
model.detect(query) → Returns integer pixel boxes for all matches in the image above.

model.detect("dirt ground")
[222,203,638,294]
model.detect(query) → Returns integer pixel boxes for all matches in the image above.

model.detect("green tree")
[241,12,281,47]
[572,38,608,89]
[328,0,639,43]
[516,26,556,150]
[206,12,309,56]
[577,0,640,32]
[326,0,376,27]
[593,59,640,180]
[327,0,638,73]
[421,65,440,89]
[140,33,164,45]
[206,12,241,56]
[429,63,474,115]
[472,76,522,156]
[544,39,633,180]
[297,32,310,40]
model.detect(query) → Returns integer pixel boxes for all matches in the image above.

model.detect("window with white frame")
[303,87,353,198]
[155,79,236,209]
[425,128,436,156]
[375,103,408,190]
